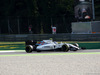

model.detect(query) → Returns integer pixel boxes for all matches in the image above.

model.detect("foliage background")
[0,0,100,34]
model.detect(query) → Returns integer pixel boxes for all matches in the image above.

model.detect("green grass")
[58,41,100,43]
[0,42,25,50]
[0,41,100,44]
[0,42,25,44]
[0,41,100,50]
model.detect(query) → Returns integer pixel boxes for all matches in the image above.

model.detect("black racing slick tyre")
[25,45,33,53]
[37,50,41,52]
[73,49,78,51]
[61,44,69,52]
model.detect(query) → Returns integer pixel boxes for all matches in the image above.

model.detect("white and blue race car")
[25,40,82,53]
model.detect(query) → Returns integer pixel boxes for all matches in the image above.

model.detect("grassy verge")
[0,42,25,44]
[0,41,100,50]
[0,41,100,44]
[58,41,100,43]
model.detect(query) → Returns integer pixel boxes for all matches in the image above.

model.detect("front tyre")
[61,44,69,52]
[25,45,33,53]
[37,50,41,52]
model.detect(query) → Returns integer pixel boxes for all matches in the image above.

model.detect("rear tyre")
[61,44,69,52]
[25,45,33,53]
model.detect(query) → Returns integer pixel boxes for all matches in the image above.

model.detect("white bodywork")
[36,40,79,51]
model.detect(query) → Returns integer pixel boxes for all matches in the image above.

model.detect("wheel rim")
[25,46,32,53]
[62,45,69,52]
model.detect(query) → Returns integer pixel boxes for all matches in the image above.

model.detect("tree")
[95,0,100,20]
[0,0,81,34]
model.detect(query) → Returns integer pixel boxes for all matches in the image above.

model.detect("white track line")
[0,51,16,53]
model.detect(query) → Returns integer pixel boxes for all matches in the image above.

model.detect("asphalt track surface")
[0,49,100,75]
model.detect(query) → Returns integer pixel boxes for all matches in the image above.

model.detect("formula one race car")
[25,40,82,53]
